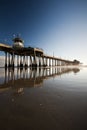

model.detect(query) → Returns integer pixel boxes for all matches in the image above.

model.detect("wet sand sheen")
[0,67,87,130]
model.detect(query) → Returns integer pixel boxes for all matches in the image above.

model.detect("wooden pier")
[0,37,80,68]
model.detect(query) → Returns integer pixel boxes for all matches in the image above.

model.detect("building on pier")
[0,36,80,68]
[13,37,24,48]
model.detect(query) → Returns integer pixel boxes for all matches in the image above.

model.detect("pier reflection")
[0,67,80,94]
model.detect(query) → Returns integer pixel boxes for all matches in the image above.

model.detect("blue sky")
[0,0,87,64]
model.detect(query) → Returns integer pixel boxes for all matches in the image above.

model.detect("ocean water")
[0,66,87,130]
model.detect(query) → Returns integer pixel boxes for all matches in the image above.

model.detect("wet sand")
[0,67,87,130]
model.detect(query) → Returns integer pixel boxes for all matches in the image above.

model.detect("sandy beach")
[0,67,87,130]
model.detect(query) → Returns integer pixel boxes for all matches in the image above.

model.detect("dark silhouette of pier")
[0,36,80,68]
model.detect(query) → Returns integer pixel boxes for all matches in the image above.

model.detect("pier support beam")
[8,53,11,67]
[26,56,28,67]
[20,56,23,67]
[5,52,7,68]
[30,55,32,67]
[46,58,48,66]
[49,59,51,66]
[39,56,41,67]
[42,57,46,67]
[11,53,15,67]
[55,59,57,66]
[25,55,28,67]
[57,60,60,66]
[17,55,19,67]
[33,55,37,67]
[52,59,54,66]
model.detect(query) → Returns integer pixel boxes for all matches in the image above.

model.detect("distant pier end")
[0,36,80,68]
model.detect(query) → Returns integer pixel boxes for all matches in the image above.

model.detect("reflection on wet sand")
[0,67,80,94]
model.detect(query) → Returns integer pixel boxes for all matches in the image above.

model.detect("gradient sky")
[0,0,87,64]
